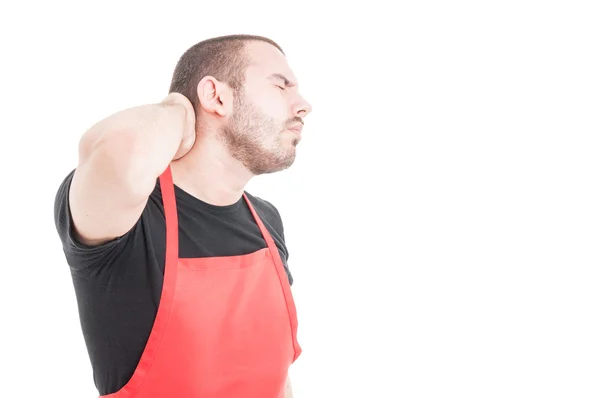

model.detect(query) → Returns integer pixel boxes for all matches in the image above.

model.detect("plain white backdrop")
[1,0,599,397]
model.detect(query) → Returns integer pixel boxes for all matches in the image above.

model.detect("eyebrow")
[269,73,296,87]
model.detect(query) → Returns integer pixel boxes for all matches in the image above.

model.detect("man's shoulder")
[245,192,282,221]
[54,168,76,200]
[53,168,77,232]
[244,192,284,233]
[245,192,279,215]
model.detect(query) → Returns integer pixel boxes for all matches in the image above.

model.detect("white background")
[1,1,599,397]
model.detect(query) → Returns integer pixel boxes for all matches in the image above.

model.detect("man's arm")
[285,375,293,398]
[69,93,196,246]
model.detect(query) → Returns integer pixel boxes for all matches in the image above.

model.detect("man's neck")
[169,134,253,206]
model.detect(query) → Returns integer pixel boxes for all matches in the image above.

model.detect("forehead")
[244,41,297,83]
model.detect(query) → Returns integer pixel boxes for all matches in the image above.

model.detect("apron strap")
[119,168,182,396]
[159,165,179,264]
[243,194,302,360]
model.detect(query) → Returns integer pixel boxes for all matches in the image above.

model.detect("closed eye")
[269,73,296,90]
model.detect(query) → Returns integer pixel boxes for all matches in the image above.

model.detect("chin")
[245,152,295,175]
[274,155,296,172]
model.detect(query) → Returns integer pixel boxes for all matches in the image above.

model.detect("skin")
[68,39,311,396]
[285,374,294,398]
[170,40,312,206]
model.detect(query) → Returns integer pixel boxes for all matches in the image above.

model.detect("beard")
[219,91,299,175]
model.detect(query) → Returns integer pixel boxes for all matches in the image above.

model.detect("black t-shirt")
[53,170,293,396]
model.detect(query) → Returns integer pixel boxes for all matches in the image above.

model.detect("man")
[53,34,312,398]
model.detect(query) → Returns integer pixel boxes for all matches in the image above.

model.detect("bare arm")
[285,375,293,398]
[69,93,196,246]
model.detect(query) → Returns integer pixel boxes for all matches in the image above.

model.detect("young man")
[53,34,312,398]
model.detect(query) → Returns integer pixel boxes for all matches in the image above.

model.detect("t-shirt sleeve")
[53,170,134,271]
[252,196,293,285]
[272,205,294,286]
[274,210,294,285]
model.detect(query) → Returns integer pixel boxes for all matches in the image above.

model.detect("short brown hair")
[168,34,284,110]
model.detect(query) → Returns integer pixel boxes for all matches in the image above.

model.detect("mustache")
[286,117,304,127]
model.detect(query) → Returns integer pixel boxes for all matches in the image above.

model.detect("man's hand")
[161,92,197,160]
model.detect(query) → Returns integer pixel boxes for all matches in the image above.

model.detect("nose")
[292,94,312,119]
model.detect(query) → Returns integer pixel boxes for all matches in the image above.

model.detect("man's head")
[169,35,312,175]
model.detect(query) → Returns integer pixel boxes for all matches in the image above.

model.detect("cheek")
[256,90,289,121]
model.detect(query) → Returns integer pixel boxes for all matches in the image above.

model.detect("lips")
[287,124,303,135]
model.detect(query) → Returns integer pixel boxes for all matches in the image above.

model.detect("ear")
[196,76,232,116]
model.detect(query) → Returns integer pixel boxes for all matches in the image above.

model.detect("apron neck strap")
[159,165,180,263]
[159,165,278,258]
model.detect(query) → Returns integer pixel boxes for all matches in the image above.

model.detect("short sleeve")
[53,169,133,272]
[247,194,293,285]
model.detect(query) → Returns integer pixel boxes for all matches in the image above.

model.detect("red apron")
[101,166,301,398]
